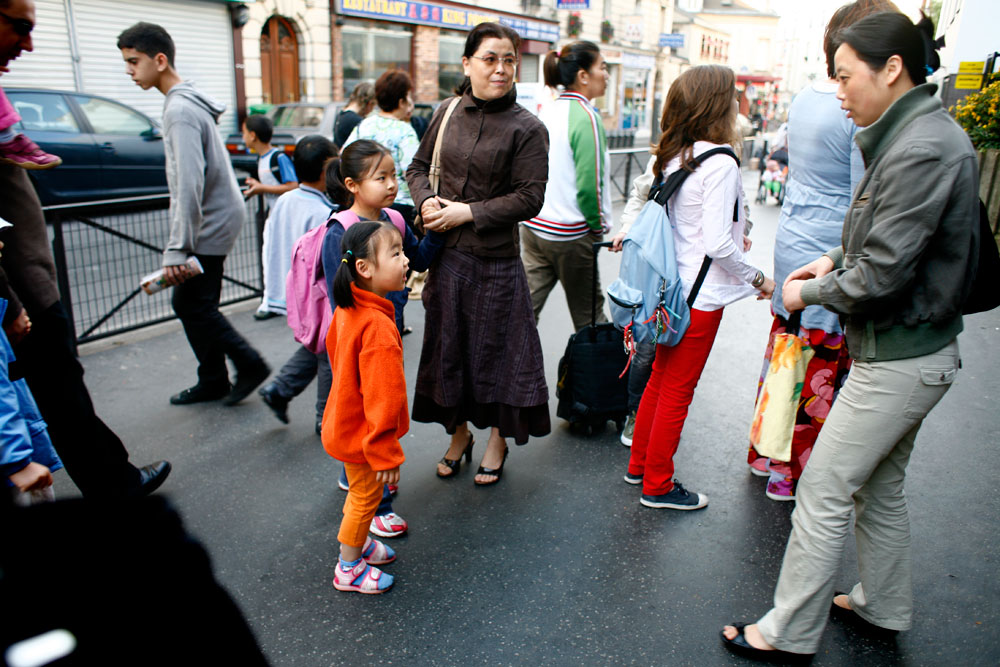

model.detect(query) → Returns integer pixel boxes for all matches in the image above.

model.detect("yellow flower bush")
[953,76,1000,150]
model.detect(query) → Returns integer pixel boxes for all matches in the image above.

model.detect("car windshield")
[271,105,324,128]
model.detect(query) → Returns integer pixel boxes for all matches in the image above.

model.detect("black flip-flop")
[720,623,814,664]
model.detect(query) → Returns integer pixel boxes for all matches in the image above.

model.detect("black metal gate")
[43,194,265,345]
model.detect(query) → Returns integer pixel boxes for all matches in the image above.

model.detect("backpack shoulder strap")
[648,146,740,205]
[269,150,282,181]
[382,207,407,236]
[332,209,361,229]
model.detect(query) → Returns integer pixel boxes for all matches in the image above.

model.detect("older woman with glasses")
[406,22,550,486]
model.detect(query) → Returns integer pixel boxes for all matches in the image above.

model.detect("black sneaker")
[258,383,290,423]
[223,361,270,406]
[170,382,231,405]
[639,480,708,510]
[623,472,643,485]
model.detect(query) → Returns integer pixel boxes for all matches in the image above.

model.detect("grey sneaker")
[639,480,708,510]
[620,410,637,447]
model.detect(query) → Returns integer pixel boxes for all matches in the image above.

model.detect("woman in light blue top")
[746,0,896,501]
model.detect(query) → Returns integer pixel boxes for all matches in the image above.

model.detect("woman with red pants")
[624,65,775,510]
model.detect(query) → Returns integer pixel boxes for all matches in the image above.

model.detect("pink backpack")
[285,208,406,354]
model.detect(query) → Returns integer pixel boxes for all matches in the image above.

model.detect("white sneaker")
[620,411,637,447]
[370,512,408,538]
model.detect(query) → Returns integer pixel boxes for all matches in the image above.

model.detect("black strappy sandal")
[436,434,474,478]
[474,447,508,486]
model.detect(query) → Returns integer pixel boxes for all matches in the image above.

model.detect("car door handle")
[99,142,115,152]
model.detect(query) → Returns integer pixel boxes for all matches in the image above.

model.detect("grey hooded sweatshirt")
[161,82,244,266]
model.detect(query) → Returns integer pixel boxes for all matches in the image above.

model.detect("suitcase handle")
[591,242,612,327]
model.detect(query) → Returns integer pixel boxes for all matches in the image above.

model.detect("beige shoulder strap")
[428,96,462,193]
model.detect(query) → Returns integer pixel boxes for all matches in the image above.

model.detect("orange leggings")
[337,462,383,548]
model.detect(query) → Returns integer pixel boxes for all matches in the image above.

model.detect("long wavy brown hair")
[652,65,737,176]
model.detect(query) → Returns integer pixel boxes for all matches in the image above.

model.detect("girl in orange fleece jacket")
[323,220,410,594]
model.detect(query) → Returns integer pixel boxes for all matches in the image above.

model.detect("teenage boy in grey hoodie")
[118,22,269,406]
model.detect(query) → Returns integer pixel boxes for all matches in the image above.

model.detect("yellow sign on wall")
[958,61,985,73]
[955,74,983,90]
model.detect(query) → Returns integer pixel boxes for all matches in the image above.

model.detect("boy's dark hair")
[375,69,413,113]
[243,114,274,145]
[293,135,337,183]
[117,22,175,68]
[325,139,392,209]
[332,221,395,309]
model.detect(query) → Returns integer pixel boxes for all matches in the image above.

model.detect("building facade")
[3,0,242,132]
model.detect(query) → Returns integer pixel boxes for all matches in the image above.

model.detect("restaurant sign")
[338,0,560,42]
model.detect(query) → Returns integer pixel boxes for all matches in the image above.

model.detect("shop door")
[261,16,300,104]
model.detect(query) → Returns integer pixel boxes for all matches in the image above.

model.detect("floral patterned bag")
[749,311,815,462]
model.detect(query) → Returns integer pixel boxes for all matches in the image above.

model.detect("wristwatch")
[751,270,765,288]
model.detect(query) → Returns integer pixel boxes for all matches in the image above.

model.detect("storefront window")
[341,20,412,98]
[519,54,539,84]
[622,69,648,131]
[438,32,466,99]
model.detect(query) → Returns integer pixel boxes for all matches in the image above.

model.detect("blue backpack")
[607,147,739,352]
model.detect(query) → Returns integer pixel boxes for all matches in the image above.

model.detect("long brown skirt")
[412,248,550,445]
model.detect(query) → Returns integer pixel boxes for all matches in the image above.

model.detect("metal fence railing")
[43,194,265,345]
[608,147,651,200]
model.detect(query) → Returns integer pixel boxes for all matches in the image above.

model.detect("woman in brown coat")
[406,22,550,485]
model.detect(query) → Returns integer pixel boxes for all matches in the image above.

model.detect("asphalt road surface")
[56,172,1000,665]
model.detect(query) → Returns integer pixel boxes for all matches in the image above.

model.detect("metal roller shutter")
[3,0,237,133]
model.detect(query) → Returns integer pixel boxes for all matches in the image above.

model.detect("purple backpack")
[285,208,406,354]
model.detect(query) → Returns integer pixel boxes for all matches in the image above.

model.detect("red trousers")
[627,308,724,495]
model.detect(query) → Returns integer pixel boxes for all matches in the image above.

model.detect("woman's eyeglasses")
[0,11,33,37]
[470,55,518,69]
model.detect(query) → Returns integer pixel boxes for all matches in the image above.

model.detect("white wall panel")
[3,0,237,133]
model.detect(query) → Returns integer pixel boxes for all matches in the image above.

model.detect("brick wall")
[413,26,440,103]
[331,24,344,102]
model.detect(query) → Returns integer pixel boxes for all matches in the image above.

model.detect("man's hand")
[5,308,31,344]
[743,235,753,252]
[244,176,263,198]
[9,462,53,493]
[375,467,400,485]
[162,264,191,287]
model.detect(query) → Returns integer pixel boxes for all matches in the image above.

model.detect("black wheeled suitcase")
[555,241,630,435]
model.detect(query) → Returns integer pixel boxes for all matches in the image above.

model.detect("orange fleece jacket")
[321,283,407,471]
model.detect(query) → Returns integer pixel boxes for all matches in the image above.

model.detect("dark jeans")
[626,341,657,413]
[272,345,332,420]
[13,301,142,498]
[172,254,264,387]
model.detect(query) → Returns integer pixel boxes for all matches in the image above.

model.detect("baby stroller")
[755,147,788,205]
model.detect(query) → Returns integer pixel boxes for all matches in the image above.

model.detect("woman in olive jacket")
[722,11,979,661]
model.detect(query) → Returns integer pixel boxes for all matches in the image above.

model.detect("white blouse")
[661,140,758,311]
